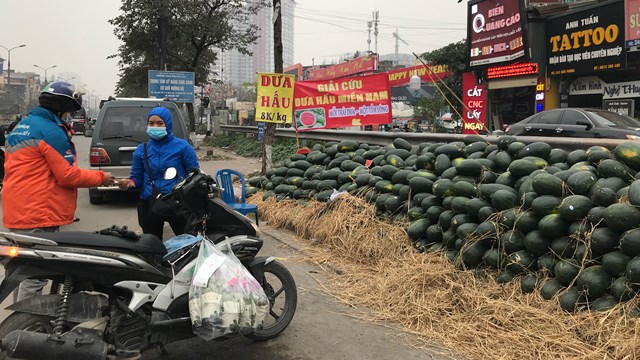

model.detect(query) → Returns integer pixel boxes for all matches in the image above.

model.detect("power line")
[294,15,367,33]
[295,5,465,26]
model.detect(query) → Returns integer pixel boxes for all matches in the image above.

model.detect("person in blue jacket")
[119,107,199,240]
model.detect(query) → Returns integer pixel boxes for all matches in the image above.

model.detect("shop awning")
[488,76,538,90]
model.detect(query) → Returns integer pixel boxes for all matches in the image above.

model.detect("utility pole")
[392,29,409,66]
[367,20,373,52]
[0,44,27,102]
[262,0,283,174]
[373,10,379,55]
[158,0,168,70]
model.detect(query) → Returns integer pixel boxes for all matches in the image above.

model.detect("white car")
[438,117,462,132]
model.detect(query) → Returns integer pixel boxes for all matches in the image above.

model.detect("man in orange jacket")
[2,81,115,301]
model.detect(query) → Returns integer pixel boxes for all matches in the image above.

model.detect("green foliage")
[109,0,268,97]
[414,93,447,127]
[421,40,466,116]
[204,133,302,164]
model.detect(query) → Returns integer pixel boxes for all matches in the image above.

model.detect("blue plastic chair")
[215,169,259,225]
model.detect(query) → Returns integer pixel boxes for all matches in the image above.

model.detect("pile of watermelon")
[247,135,640,312]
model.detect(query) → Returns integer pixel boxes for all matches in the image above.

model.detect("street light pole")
[33,64,57,84]
[0,44,27,90]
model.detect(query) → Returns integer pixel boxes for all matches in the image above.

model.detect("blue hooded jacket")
[129,107,199,200]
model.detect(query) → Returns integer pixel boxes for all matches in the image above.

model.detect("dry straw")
[250,193,640,360]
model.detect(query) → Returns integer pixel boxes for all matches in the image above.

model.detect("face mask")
[147,126,167,140]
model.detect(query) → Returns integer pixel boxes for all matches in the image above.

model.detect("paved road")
[0,135,451,360]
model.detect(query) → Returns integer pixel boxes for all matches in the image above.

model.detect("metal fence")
[219,125,629,151]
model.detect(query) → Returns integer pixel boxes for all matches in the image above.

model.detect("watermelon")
[602,251,631,277]
[576,265,612,300]
[557,195,593,222]
[559,288,586,312]
[625,256,640,283]
[531,195,562,218]
[590,227,620,256]
[482,248,506,269]
[531,173,564,197]
[524,230,551,256]
[554,259,581,286]
[506,250,537,274]
[566,171,597,195]
[611,276,638,301]
[604,204,640,233]
[614,141,640,171]
[460,241,490,268]
[520,274,539,294]
[539,214,569,238]
[540,278,565,300]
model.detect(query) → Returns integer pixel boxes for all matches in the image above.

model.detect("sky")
[0,0,467,99]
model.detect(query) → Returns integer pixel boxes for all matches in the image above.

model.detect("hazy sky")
[0,0,467,98]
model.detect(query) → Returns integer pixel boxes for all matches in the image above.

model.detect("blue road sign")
[257,122,265,142]
[148,70,195,103]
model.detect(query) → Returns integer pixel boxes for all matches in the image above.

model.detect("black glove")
[95,225,140,241]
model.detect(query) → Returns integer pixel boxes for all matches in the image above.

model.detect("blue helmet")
[40,81,83,112]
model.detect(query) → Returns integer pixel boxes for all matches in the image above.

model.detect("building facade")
[214,0,295,86]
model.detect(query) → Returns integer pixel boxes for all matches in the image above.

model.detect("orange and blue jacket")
[2,107,105,229]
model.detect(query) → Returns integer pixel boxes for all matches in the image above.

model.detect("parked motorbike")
[0,168,297,359]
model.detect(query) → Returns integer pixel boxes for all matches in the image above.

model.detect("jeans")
[8,226,59,303]
[137,200,187,241]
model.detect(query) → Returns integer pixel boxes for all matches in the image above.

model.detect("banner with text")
[626,0,640,48]
[462,72,487,134]
[546,1,625,75]
[387,64,452,88]
[603,80,640,99]
[604,99,635,116]
[293,73,392,131]
[569,76,605,95]
[467,0,527,68]
[255,73,295,124]
[305,55,377,81]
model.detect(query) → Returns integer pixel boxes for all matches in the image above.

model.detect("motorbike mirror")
[164,167,178,180]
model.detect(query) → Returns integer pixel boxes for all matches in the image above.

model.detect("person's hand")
[101,172,116,186]
[118,178,135,190]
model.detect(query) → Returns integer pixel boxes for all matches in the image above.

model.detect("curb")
[259,224,307,253]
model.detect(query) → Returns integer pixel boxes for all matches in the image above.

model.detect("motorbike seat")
[29,231,167,255]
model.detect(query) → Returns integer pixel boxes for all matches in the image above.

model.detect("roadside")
[185,146,457,359]
[195,144,262,178]
[149,222,456,360]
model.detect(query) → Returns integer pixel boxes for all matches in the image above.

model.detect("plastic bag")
[188,239,269,340]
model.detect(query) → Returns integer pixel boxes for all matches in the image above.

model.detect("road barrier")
[219,125,629,151]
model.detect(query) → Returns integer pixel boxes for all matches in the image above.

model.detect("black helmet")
[38,81,83,113]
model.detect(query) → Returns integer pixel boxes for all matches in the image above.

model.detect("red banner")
[387,64,452,88]
[306,55,377,81]
[293,73,392,131]
[462,72,487,134]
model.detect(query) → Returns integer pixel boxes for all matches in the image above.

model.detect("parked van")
[87,98,190,204]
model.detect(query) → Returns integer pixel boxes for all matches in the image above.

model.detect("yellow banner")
[255,73,294,123]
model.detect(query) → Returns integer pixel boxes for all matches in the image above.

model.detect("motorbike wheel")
[246,260,297,341]
[0,312,54,359]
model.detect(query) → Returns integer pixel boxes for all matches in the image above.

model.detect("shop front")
[465,0,532,133]
[485,62,540,130]
[545,0,628,113]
